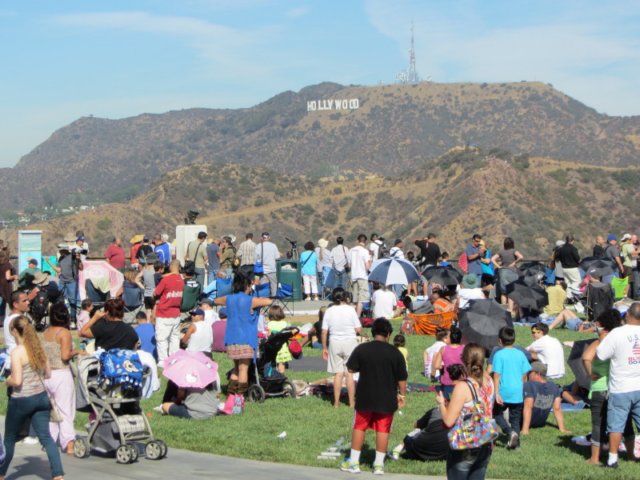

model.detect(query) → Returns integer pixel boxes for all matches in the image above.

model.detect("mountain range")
[2,80,640,212]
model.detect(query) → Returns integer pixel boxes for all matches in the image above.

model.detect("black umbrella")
[579,256,616,278]
[567,339,597,389]
[458,299,513,353]
[505,279,548,310]
[423,265,463,286]
[518,261,545,278]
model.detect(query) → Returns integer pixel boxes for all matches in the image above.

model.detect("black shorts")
[144,296,155,309]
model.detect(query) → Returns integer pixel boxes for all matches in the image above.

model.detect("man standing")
[389,239,405,260]
[330,236,350,290]
[104,237,126,272]
[465,234,484,280]
[593,235,606,258]
[605,235,624,274]
[414,233,441,269]
[349,234,372,316]
[154,260,184,366]
[369,234,382,260]
[596,302,640,468]
[206,237,220,285]
[185,231,208,287]
[46,244,82,323]
[153,234,171,269]
[236,233,256,270]
[554,235,581,294]
[255,233,281,296]
[341,318,407,475]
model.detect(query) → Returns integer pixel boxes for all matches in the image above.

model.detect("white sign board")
[175,225,208,266]
[307,98,360,112]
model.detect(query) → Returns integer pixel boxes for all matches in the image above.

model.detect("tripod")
[285,238,299,260]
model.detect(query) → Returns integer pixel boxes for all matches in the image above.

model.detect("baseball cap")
[76,235,85,242]
[261,232,270,238]
[190,308,205,317]
[607,234,617,242]
[28,258,38,266]
[529,361,547,377]
[621,233,632,241]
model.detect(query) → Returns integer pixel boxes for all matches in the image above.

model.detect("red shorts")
[353,410,394,433]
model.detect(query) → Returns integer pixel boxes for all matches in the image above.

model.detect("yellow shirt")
[398,346,409,370]
[544,284,566,316]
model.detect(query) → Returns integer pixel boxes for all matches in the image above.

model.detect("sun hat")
[33,271,50,286]
[462,274,479,289]
[318,238,328,248]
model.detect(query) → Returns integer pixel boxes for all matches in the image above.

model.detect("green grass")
[3,324,640,479]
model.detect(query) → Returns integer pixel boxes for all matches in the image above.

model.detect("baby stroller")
[73,350,167,464]
[245,326,299,403]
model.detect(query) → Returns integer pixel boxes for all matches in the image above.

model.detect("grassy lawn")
[3,322,640,479]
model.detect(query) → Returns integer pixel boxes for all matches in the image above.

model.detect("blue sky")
[1,0,639,167]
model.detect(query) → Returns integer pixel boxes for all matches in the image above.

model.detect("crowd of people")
[1,226,640,479]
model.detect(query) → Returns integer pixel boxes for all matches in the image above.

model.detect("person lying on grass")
[521,361,569,435]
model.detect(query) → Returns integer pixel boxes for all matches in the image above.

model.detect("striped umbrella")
[368,258,420,286]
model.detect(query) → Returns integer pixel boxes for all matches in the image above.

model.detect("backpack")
[30,289,50,321]
[378,244,390,259]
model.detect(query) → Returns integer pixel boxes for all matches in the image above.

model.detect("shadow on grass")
[555,435,590,460]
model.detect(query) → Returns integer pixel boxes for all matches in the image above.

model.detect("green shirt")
[622,243,635,268]
[589,357,609,398]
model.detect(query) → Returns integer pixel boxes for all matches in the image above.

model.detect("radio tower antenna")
[396,20,421,84]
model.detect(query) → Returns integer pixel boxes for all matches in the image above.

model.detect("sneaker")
[21,436,39,445]
[152,405,164,414]
[507,431,519,450]
[340,459,361,474]
[389,444,403,461]
[373,464,384,475]
[602,461,618,469]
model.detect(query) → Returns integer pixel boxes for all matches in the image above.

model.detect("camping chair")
[611,276,629,301]
[253,282,270,298]
[181,281,202,314]
[409,311,457,336]
[273,283,295,315]
[122,283,144,324]
[586,282,614,322]
[85,278,109,311]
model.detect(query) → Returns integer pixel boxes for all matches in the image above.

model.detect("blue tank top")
[224,292,259,349]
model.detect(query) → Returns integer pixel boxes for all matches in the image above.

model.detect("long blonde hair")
[11,316,48,372]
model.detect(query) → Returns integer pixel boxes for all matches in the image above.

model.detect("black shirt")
[414,240,441,267]
[593,245,605,258]
[347,340,408,413]
[555,244,580,268]
[91,318,139,351]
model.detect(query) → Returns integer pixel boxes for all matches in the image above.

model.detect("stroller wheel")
[127,444,139,463]
[73,436,91,459]
[156,439,168,459]
[116,444,135,464]
[247,384,266,403]
[145,441,164,460]
[282,380,296,398]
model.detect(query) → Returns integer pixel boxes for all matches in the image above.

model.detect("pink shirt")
[441,344,464,385]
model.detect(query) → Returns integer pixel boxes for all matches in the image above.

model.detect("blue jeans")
[446,443,492,480]
[194,268,206,288]
[0,392,64,477]
[60,280,78,321]
[207,269,219,285]
[493,401,523,435]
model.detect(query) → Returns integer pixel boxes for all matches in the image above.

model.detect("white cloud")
[364,0,640,115]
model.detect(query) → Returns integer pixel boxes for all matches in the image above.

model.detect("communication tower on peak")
[396,21,422,84]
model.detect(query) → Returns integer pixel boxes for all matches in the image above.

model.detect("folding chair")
[85,278,109,311]
[586,282,614,322]
[273,283,295,315]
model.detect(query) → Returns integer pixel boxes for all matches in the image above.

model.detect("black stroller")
[245,326,299,403]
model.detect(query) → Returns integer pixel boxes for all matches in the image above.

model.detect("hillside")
[7,150,640,259]
[2,81,640,211]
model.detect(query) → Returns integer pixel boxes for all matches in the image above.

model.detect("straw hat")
[33,271,50,286]
[130,234,144,244]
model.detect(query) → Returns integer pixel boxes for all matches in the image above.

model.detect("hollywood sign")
[307,98,360,112]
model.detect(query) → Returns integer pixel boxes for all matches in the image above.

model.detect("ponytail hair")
[462,343,486,385]
[11,315,48,372]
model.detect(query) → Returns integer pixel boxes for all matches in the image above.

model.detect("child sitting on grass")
[267,305,292,373]
[423,328,449,379]
[394,334,409,371]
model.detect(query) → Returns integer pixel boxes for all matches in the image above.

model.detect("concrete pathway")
[2,440,446,479]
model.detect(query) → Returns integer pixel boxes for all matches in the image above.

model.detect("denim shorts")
[607,391,640,433]
[566,317,582,331]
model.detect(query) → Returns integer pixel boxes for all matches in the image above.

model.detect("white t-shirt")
[424,340,447,378]
[457,288,485,309]
[526,334,565,379]
[3,313,20,355]
[321,304,361,340]
[597,324,640,394]
[330,245,350,271]
[389,246,405,260]
[203,309,220,324]
[369,242,380,260]
[255,241,280,273]
[349,245,371,281]
[371,289,397,319]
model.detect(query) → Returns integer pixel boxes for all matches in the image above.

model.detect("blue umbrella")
[368,258,420,286]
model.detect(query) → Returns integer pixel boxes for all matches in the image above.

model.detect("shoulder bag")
[447,380,498,450]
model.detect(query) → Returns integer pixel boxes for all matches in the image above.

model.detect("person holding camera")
[46,244,83,323]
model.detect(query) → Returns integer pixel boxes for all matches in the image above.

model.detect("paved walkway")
[2,440,446,479]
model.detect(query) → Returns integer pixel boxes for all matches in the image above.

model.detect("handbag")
[447,380,498,450]
[37,371,63,423]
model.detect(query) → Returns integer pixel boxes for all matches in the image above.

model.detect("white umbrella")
[368,258,420,286]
